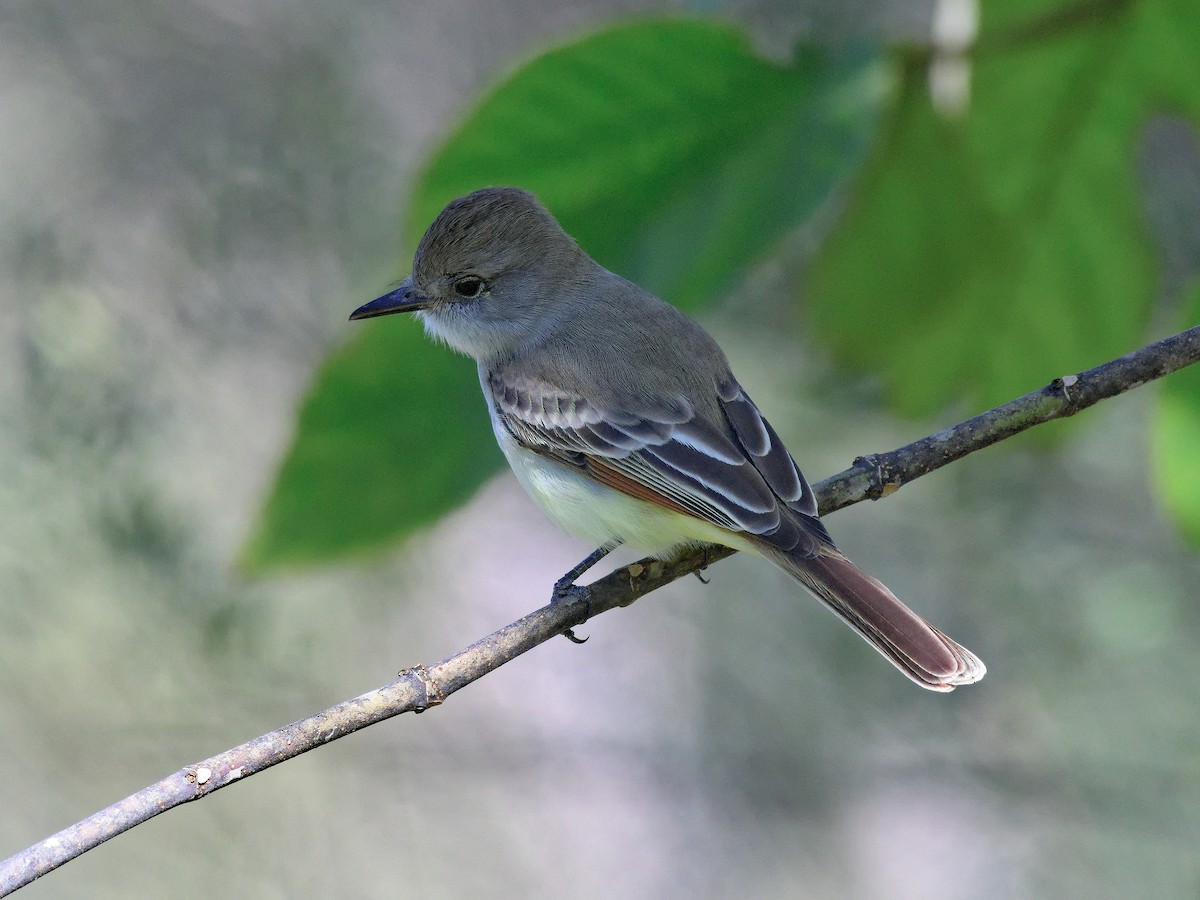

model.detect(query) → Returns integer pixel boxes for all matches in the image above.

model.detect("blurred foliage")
[408,21,881,310]
[243,19,882,568]
[239,314,498,569]
[808,0,1199,420]
[246,2,1200,570]
[1154,282,1200,545]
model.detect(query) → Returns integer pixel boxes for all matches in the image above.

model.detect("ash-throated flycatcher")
[351,187,984,691]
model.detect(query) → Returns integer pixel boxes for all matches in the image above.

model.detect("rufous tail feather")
[767,548,985,692]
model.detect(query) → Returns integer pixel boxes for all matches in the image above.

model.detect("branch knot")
[852,453,898,500]
[400,664,444,713]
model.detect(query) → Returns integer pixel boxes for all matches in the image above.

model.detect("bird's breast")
[485,403,754,558]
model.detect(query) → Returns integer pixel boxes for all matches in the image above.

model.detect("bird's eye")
[453,276,485,298]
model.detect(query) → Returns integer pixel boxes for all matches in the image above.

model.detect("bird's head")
[350,187,590,361]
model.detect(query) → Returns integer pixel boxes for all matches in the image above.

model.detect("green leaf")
[1153,285,1200,547]
[410,20,883,309]
[807,0,1200,420]
[244,18,884,569]
[241,318,494,570]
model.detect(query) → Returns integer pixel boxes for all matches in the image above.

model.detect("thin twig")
[2,324,1198,896]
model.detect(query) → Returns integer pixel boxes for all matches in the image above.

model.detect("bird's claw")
[551,580,591,644]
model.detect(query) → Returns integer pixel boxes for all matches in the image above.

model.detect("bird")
[350,186,985,691]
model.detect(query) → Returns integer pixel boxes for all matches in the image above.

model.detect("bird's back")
[507,268,732,426]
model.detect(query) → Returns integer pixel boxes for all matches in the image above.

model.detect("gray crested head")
[407,187,594,361]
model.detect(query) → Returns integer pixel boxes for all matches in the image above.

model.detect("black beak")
[349,277,433,320]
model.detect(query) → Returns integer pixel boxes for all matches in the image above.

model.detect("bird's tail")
[766,547,985,692]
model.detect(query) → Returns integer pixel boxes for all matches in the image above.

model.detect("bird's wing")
[486,369,831,557]
[488,367,985,692]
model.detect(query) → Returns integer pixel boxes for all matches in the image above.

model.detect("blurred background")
[3,0,1200,898]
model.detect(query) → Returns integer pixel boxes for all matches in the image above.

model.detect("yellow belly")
[492,417,756,558]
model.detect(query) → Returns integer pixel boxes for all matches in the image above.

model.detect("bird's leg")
[552,541,620,598]
[553,541,620,644]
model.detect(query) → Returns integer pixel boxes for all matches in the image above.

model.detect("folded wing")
[487,369,831,558]
[487,368,984,691]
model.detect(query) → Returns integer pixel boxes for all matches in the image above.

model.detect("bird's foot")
[552,577,590,643]
[551,542,620,644]
[692,545,713,584]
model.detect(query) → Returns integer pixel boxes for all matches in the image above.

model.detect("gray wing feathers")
[487,369,828,554]
[717,377,817,517]
[488,368,985,692]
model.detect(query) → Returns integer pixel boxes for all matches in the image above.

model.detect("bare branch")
[2,323,1197,896]
[821,323,1200,511]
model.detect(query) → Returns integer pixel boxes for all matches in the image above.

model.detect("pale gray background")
[3,1,1199,897]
